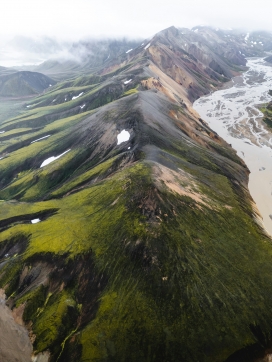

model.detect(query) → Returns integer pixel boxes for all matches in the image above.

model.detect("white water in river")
[194,58,272,236]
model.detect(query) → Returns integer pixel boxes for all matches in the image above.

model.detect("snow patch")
[144,43,151,50]
[124,79,132,85]
[0,131,5,134]
[49,84,52,87]
[72,92,84,100]
[31,135,51,144]
[126,49,133,53]
[31,219,41,224]
[117,130,130,145]
[245,33,249,42]
[40,149,71,168]
[80,104,86,109]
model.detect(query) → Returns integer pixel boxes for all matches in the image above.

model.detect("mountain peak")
[155,25,180,38]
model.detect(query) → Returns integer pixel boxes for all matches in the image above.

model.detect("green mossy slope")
[1,159,272,362]
[1,48,272,362]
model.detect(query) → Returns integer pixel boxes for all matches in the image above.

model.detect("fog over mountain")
[1,0,272,41]
[1,0,271,68]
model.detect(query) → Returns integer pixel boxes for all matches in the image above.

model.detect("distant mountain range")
[2,26,271,74]
[1,26,272,362]
[0,71,55,97]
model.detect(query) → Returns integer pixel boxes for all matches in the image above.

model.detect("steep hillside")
[0,71,55,97]
[1,27,272,362]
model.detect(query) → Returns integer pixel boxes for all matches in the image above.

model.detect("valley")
[194,57,272,235]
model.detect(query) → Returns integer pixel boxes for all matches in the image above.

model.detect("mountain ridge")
[0,26,272,362]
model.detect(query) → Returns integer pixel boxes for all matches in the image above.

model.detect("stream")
[194,58,272,236]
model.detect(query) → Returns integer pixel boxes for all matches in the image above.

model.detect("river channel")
[194,58,272,236]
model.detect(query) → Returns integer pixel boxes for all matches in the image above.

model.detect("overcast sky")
[1,0,271,41]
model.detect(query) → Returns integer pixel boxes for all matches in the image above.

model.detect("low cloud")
[1,0,271,42]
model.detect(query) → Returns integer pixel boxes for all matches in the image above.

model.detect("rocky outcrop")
[0,290,32,361]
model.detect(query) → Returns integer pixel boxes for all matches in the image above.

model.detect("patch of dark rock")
[126,241,153,270]
[57,339,82,362]
[225,343,267,362]
[38,252,108,329]
[0,234,29,265]
[225,324,272,362]
[17,263,47,295]
[0,208,59,230]
[0,128,44,141]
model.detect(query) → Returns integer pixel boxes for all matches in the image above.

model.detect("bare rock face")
[0,291,32,362]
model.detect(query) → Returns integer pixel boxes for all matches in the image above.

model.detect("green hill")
[0,71,55,97]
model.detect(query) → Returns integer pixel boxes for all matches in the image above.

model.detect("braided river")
[194,58,272,235]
